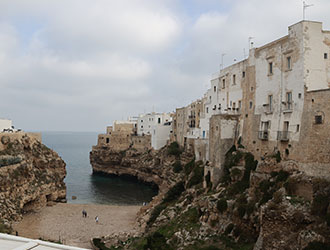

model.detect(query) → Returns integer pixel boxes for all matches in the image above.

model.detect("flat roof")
[0,233,90,250]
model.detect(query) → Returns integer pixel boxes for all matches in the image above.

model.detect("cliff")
[0,134,66,227]
[91,143,330,250]
[90,143,193,191]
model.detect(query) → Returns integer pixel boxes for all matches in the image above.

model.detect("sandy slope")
[12,203,141,249]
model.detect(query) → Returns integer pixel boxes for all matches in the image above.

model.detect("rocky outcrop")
[93,146,330,250]
[90,145,193,191]
[0,134,66,225]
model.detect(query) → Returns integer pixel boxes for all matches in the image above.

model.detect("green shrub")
[92,238,111,250]
[326,213,330,227]
[147,203,167,226]
[237,205,246,218]
[276,170,289,183]
[172,161,182,173]
[167,142,182,156]
[184,159,195,175]
[275,151,281,163]
[311,194,329,216]
[0,222,11,234]
[163,181,185,203]
[304,241,330,250]
[144,232,172,250]
[224,223,234,235]
[187,165,204,188]
[217,198,228,213]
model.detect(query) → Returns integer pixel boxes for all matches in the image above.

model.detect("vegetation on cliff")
[92,142,330,250]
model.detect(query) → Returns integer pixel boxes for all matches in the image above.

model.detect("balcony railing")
[277,131,290,141]
[282,101,293,113]
[258,131,269,140]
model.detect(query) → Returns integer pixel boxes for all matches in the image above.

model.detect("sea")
[42,131,158,205]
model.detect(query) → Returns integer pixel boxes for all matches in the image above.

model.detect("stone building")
[97,120,151,152]
[174,20,330,182]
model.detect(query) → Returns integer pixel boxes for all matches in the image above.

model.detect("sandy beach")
[12,203,142,249]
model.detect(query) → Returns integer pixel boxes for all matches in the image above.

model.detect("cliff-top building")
[173,20,330,183]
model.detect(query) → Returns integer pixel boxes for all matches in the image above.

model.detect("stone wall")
[208,114,239,185]
[131,135,151,152]
[0,132,42,151]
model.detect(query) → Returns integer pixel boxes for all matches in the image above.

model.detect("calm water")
[42,132,158,205]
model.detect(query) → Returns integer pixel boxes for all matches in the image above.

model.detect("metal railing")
[277,131,290,141]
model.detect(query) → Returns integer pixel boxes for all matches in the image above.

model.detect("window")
[233,102,236,109]
[214,86,216,92]
[261,121,270,131]
[222,79,226,88]
[296,125,300,132]
[106,138,110,143]
[213,105,216,110]
[284,121,289,131]
[209,96,212,100]
[324,53,328,59]
[268,95,273,112]
[249,101,253,109]
[315,115,323,124]
[238,100,242,109]
[269,62,273,75]
[287,56,292,70]
[206,107,209,113]
[141,120,143,123]
[286,92,292,110]
[233,74,236,85]
[158,118,161,124]
[242,71,246,78]
[298,93,302,99]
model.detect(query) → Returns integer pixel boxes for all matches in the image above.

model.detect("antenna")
[220,53,226,70]
[303,1,314,20]
[248,37,254,49]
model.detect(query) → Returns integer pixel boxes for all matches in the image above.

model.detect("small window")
[233,74,236,85]
[296,125,300,132]
[238,100,242,109]
[269,62,273,75]
[268,95,273,112]
[141,120,143,122]
[158,118,161,124]
[209,96,212,100]
[315,115,323,124]
[324,53,328,59]
[222,79,225,88]
[286,92,293,110]
[249,101,253,109]
[214,86,216,92]
[298,93,302,99]
[206,107,209,113]
[287,56,292,70]
[242,71,245,78]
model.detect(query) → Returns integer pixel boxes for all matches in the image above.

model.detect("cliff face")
[0,134,66,224]
[90,145,193,191]
[92,144,330,250]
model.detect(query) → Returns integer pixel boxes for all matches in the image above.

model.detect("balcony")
[277,131,290,141]
[282,101,293,113]
[258,131,269,140]
[262,104,273,114]
[188,115,196,119]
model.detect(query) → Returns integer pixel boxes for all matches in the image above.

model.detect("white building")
[137,112,172,150]
[0,119,13,132]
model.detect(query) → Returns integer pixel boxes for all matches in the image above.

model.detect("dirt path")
[12,203,141,249]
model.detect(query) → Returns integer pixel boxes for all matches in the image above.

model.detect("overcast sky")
[1,0,329,132]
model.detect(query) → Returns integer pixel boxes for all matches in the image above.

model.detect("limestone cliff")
[91,144,330,250]
[90,144,193,191]
[0,134,66,225]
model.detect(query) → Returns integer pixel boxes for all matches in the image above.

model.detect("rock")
[72,196,77,200]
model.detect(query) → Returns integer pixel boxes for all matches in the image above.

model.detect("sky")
[1,0,330,132]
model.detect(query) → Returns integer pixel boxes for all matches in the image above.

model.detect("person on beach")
[82,209,86,217]
[95,216,99,223]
